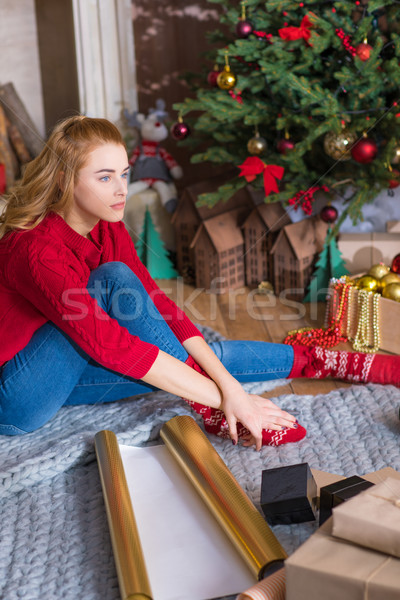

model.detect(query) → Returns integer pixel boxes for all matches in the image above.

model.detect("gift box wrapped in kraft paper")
[285,518,400,600]
[337,231,400,275]
[331,477,400,558]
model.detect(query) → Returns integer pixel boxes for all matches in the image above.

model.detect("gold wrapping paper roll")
[160,415,287,580]
[95,430,152,600]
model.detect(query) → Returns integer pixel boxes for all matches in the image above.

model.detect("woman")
[0,116,397,447]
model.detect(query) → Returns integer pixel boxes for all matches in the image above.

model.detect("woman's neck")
[57,210,99,239]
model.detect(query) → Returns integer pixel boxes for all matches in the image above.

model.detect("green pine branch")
[173,0,400,230]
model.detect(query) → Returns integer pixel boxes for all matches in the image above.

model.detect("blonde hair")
[0,115,124,238]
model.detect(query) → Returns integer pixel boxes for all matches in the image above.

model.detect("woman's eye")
[100,175,110,182]
[122,171,129,180]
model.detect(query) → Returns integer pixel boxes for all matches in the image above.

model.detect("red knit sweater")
[0,212,202,378]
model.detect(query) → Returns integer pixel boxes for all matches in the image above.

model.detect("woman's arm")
[183,336,242,392]
[143,337,297,450]
[141,348,223,408]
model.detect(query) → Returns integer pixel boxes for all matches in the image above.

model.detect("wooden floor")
[157,279,354,400]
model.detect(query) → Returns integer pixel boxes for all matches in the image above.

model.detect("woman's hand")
[220,382,297,451]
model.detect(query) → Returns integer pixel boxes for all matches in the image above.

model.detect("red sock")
[184,355,306,446]
[289,345,400,386]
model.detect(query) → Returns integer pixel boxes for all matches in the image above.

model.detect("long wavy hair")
[0,115,124,239]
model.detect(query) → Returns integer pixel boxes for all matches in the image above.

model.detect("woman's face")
[66,143,130,236]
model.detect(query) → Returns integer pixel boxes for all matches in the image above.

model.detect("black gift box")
[319,475,375,526]
[261,463,317,525]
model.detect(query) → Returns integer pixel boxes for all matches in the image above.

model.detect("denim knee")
[88,261,139,287]
[87,261,187,361]
[88,262,151,315]
[0,400,55,436]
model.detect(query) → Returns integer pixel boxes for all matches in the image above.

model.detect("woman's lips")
[111,202,125,210]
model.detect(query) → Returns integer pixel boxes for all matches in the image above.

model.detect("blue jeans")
[0,262,294,435]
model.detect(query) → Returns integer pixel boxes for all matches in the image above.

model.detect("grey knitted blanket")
[1,325,400,600]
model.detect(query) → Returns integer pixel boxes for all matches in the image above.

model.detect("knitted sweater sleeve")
[8,239,159,378]
[110,222,203,343]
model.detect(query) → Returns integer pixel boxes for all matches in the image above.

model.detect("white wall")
[0,0,45,137]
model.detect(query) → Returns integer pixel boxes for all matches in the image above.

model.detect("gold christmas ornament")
[356,275,379,293]
[382,282,400,302]
[368,262,390,280]
[323,129,357,160]
[391,144,400,165]
[247,131,267,155]
[217,66,237,90]
[217,54,237,90]
[379,272,400,293]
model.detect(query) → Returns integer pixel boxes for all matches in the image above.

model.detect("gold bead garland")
[352,289,381,353]
[346,284,355,342]
[284,275,382,352]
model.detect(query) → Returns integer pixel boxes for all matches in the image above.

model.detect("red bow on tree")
[238,157,284,197]
[279,15,313,45]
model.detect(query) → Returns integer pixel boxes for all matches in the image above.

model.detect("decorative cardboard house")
[172,176,328,298]
[242,202,291,287]
[270,216,329,300]
[190,208,246,293]
[171,174,263,282]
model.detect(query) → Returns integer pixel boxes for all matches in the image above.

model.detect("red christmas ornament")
[277,138,295,154]
[207,67,220,87]
[392,254,400,274]
[351,137,378,164]
[236,1,253,38]
[388,170,400,189]
[320,204,338,224]
[170,119,190,141]
[355,41,373,61]
[236,19,253,38]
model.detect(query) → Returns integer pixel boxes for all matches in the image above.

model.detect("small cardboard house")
[171,175,263,282]
[190,208,245,293]
[242,202,291,287]
[270,216,329,300]
[172,176,328,298]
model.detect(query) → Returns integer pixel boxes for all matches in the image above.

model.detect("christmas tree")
[136,207,178,279]
[303,229,349,302]
[175,0,400,231]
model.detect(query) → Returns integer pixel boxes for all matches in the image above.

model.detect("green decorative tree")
[175,0,400,230]
[303,229,350,302]
[136,207,178,279]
